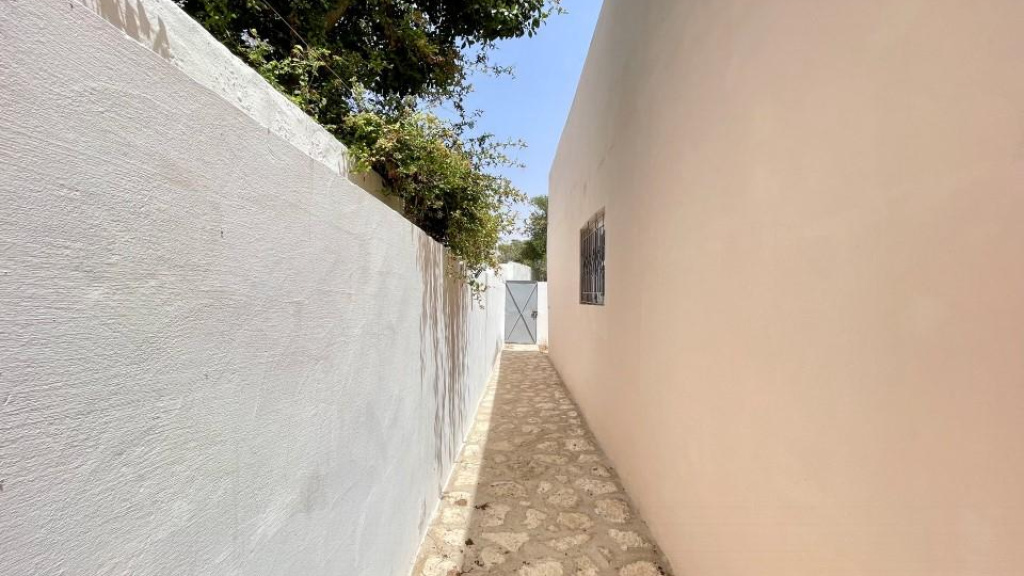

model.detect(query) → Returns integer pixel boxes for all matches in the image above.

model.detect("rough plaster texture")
[411,349,671,576]
[0,1,504,575]
[72,0,389,202]
[549,0,1024,574]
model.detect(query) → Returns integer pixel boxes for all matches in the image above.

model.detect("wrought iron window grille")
[579,210,605,305]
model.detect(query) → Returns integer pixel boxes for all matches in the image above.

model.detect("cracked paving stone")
[524,509,547,529]
[547,487,580,508]
[565,438,595,451]
[441,506,469,526]
[557,512,594,530]
[440,529,467,546]
[534,454,569,465]
[575,478,618,496]
[480,546,507,568]
[519,559,565,576]
[479,503,512,527]
[422,557,459,576]
[619,561,664,576]
[547,534,590,551]
[594,499,631,523]
[482,532,530,552]
[573,556,599,576]
[490,481,528,498]
[608,529,648,551]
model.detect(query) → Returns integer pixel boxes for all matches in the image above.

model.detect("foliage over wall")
[176,0,561,282]
[344,108,523,280]
[498,195,547,280]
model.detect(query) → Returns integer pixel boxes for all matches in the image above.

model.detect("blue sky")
[457,0,603,230]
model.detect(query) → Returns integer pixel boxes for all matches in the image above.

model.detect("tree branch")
[324,0,353,31]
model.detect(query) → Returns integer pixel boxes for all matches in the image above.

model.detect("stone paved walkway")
[411,349,673,576]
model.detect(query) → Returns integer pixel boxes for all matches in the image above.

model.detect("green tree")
[518,195,547,280]
[344,109,524,280]
[175,0,561,284]
[496,239,525,264]
[176,0,562,121]
[496,196,547,280]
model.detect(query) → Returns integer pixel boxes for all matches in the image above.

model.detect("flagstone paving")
[411,348,673,576]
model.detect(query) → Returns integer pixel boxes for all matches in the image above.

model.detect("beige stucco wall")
[548,0,1024,574]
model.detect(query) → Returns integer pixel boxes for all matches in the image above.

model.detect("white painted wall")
[71,0,389,201]
[550,0,1024,574]
[500,262,534,282]
[0,1,504,575]
[536,282,549,350]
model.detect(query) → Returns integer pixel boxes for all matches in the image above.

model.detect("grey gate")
[505,281,539,344]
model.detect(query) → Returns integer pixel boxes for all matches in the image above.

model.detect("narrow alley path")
[412,348,673,576]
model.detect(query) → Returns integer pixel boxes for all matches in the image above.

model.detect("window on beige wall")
[580,210,605,305]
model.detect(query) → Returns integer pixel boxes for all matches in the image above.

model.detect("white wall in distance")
[0,1,503,575]
[536,282,549,350]
[500,262,534,282]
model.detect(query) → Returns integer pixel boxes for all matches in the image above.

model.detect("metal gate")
[505,281,539,344]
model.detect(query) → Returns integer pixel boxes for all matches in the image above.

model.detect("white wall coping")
[501,262,535,282]
[75,0,395,208]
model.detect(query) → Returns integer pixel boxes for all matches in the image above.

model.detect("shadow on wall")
[81,0,171,58]
[416,234,471,497]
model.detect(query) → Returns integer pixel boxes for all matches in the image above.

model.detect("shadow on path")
[412,349,674,576]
